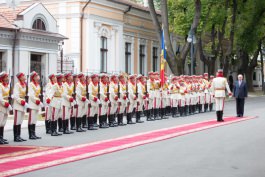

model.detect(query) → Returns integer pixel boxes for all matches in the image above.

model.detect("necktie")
[239,81,241,86]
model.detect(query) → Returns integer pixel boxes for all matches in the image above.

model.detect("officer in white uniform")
[0,72,11,144]
[13,72,27,142]
[211,69,232,121]
[28,71,42,140]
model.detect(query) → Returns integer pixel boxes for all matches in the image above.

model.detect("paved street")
[3,97,265,177]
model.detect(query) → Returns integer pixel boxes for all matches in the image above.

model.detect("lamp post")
[58,41,64,73]
[187,30,196,75]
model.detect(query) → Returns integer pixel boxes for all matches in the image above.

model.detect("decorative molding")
[98,26,111,38]
[0,33,14,39]
[20,34,59,44]
[139,38,147,45]
[124,35,134,43]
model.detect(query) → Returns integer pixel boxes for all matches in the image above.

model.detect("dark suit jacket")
[233,80,248,98]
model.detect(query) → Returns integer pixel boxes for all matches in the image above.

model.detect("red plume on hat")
[16,72,25,79]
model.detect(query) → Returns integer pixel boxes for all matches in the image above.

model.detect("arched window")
[32,18,46,31]
[100,36,108,72]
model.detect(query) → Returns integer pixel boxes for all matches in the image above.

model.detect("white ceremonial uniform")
[28,82,41,124]
[45,82,54,121]
[137,82,147,112]
[128,82,137,113]
[203,79,211,104]
[211,77,231,111]
[47,83,63,121]
[99,82,109,116]
[117,82,128,114]
[76,81,89,118]
[109,82,119,115]
[147,79,154,111]
[13,82,27,125]
[88,82,100,117]
[0,83,10,127]
[169,83,179,108]
[62,82,74,120]
[161,83,169,109]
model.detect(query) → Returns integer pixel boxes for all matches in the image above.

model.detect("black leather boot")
[108,114,116,127]
[136,111,144,123]
[70,117,76,130]
[51,121,62,136]
[18,125,26,141]
[76,117,85,132]
[45,120,52,134]
[87,117,97,130]
[58,118,63,132]
[93,114,99,127]
[127,113,136,124]
[63,120,74,134]
[146,110,151,121]
[82,116,88,129]
[99,116,108,128]
[209,103,213,111]
[219,111,224,121]
[14,125,22,142]
[117,114,126,126]
[32,124,41,139]
[204,104,208,112]
[0,127,8,144]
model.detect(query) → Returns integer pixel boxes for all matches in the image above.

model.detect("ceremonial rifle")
[86,75,91,108]
[98,80,102,108]
[126,78,130,106]
[107,80,111,107]
[8,74,13,115]
[72,75,77,108]
[25,75,29,103]
[145,78,149,105]
[25,75,29,112]
[39,75,45,111]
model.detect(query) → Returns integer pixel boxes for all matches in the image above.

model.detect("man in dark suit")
[233,74,248,117]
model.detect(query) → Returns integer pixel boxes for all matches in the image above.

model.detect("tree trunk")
[260,45,265,93]
[148,0,162,44]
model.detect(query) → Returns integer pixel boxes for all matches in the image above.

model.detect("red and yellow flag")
[160,29,167,87]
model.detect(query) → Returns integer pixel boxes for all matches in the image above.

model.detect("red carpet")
[0,116,256,177]
[0,146,59,159]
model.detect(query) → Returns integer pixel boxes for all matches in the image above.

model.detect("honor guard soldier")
[61,72,75,134]
[160,76,169,119]
[117,74,127,126]
[46,73,63,136]
[70,74,78,130]
[147,72,155,120]
[209,75,215,111]
[13,72,27,142]
[211,69,232,121]
[108,75,119,127]
[197,75,205,113]
[154,72,162,119]
[203,73,211,112]
[135,75,145,123]
[75,73,88,132]
[88,74,100,129]
[189,76,196,114]
[169,76,179,118]
[45,74,57,134]
[127,75,137,124]
[0,72,12,144]
[98,74,110,128]
[178,79,188,117]
[27,71,42,140]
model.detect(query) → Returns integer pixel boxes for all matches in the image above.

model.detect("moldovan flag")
[160,29,167,87]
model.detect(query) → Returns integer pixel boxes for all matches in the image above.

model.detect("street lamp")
[58,41,64,73]
[187,29,196,75]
